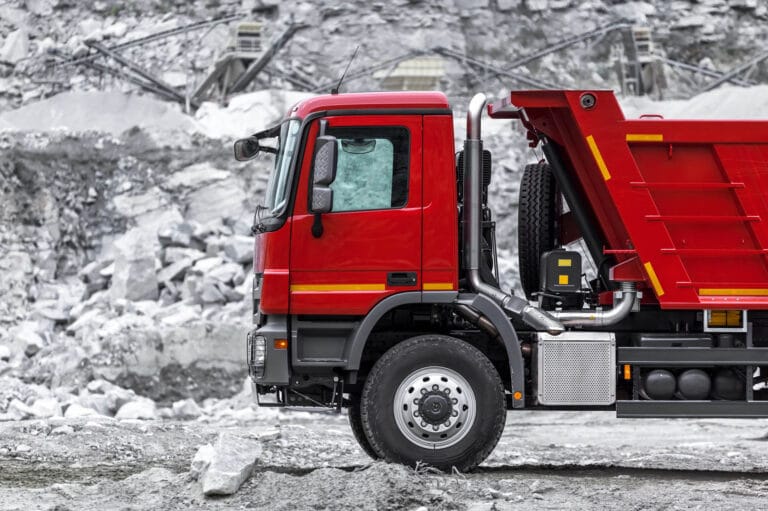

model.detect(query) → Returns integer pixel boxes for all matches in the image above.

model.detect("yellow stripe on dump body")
[290,283,385,292]
[423,282,455,291]
[626,133,664,142]
[699,288,768,296]
[586,135,611,181]
[643,261,665,297]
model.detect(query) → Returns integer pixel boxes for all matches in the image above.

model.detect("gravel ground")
[2,411,768,510]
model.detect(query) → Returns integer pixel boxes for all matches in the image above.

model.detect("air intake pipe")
[464,93,564,335]
[553,281,637,326]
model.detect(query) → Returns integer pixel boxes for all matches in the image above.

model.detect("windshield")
[264,119,301,215]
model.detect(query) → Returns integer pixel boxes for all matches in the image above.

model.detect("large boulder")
[115,398,158,420]
[110,227,159,302]
[184,179,248,225]
[0,28,29,64]
[83,316,247,403]
[222,235,254,264]
[0,251,33,325]
[200,432,262,496]
[8,321,45,359]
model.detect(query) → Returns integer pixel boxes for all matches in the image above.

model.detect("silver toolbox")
[536,331,616,406]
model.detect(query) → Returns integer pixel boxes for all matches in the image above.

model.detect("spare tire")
[518,162,557,299]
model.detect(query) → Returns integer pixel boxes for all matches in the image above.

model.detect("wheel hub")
[418,391,452,424]
[393,366,477,450]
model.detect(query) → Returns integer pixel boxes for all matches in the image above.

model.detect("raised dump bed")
[489,90,768,309]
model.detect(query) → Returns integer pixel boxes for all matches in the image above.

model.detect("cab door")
[289,114,423,315]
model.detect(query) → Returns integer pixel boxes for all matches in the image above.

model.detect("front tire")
[360,335,506,472]
[348,396,381,460]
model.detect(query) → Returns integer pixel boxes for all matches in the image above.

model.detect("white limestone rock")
[64,403,101,418]
[190,443,215,480]
[0,29,29,64]
[172,398,202,419]
[30,398,62,418]
[6,399,34,420]
[110,227,159,302]
[201,432,263,495]
[222,235,254,264]
[115,398,158,420]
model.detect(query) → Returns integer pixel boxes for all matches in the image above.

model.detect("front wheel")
[348,396,380,460]
[360,335,506,472]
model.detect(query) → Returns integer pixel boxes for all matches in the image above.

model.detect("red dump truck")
[234,89,768,471]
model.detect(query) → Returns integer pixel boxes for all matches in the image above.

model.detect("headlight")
[247,332,266,379]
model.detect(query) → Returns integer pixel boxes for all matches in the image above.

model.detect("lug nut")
[451,398,458,404]
[451,410,458,417]
[444,388,451,395]
[420,388,427,395]
[432,384,439,391]
[432,425,438,432]
[413,411,419,417]
[444,421,451,427]
[421,421,427,427]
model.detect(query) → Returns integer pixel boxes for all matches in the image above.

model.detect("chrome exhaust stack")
[463,93,565,335]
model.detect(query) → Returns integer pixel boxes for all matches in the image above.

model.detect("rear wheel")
[360,335,506,472]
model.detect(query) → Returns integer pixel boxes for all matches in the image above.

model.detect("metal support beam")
[506,21,632,70]
[660,57,755,87]
[82,60,182,103]
[57,13,243,68]
[84,40,198,108]
[433,46,558,89]
[701,49,768,92]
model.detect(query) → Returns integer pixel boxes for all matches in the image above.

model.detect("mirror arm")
[311,213,324,238]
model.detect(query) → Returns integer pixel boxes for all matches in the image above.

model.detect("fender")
[344,291,457,372]
[345,291,525,408]
[456,293,526,409]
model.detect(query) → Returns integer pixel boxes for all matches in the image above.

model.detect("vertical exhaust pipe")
[463,93,564,335]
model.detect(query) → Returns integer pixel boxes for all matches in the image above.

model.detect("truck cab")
[235,89,768,472]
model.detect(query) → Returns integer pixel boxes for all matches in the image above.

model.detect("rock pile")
[0,373,281,424]
[81,218,253,309]
[0,129,268,406]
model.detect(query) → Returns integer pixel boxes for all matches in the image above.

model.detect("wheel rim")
[393,366,477,450]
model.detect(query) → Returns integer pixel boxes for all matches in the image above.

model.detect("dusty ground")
[1,410,768,510]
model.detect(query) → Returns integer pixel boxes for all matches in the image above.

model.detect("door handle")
[387,272,417,287]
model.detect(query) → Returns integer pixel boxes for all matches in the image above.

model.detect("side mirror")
[234,137,260,161]
[310,135,337,214]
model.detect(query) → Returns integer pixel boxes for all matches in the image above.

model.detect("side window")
[325,126,409,212]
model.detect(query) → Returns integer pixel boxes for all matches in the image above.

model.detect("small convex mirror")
[233,137,261,161]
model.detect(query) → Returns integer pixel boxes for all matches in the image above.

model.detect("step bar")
[618,347,768,366]
[616,400,768,418]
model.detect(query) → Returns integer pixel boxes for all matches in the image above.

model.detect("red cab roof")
[288,91,451,118]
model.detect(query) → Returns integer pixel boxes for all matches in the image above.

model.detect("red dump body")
[490,90,768,310]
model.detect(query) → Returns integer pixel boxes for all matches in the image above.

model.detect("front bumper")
[246,315,290,386]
